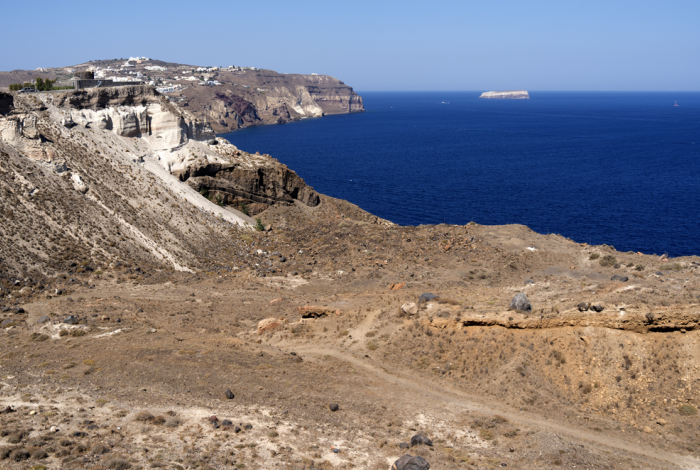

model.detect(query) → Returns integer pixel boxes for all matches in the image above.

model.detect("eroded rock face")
[171,139,321,210]
[55,85,214,149]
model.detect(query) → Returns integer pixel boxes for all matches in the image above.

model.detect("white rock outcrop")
[479,90,530,99]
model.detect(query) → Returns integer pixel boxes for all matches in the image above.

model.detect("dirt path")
[295,346,700,470]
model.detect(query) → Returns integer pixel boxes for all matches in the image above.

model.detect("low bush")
[599,254,617,267]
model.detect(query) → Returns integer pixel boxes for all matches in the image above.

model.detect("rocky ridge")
[0,85,359,276]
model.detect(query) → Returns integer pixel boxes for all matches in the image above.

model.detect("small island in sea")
[479,90,530,99]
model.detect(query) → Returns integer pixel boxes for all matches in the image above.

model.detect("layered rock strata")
[0,85,333,274]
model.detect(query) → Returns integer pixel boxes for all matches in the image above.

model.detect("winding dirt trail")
[295,346,700,470]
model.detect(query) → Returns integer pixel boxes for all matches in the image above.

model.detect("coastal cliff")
[0,59,365,134]
[479,90,530,99]
[0,85,334,274]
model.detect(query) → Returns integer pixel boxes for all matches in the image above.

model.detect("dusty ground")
[2,197,700,469]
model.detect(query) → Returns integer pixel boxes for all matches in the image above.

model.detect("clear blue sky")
[2,0,698,91]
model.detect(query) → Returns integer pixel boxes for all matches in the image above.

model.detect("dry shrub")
[9,448,30,461]
[70,329,86,337]
[106,457,132,470]
[29,446,48,459]
[0,446,12,460]
[599,255,617,267]
[58,329,69,337]
[134,411,154,422]
[589,253,600,260]
[91,443,110,454]
[165,417,180,428]
[679,404,697,416]
[151,415,166,425]
[30,333,49,342]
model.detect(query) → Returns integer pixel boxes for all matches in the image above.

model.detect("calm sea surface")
[219,92,700,257]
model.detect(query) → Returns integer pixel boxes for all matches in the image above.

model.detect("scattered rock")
[222,419,232,426]
[643,426,652,433]
[401,302,418,315]
[410,435,433,447]
[63,315,78,324]
[509,293,531,313]
[389,282,405,290]
[590,304,604,312]
[234,426,241,433]
[399,442,409,449]
[418,293,438,303]
[657,419,667,426]
[580,336,591,345]
[611,275,629,282]
[329,403,339,412]
[244,424,253,430]
[392,454,431,470]
[37,315,50,324]
[524,280,534,285]
[577,302,589,312]
[224,389,234,400]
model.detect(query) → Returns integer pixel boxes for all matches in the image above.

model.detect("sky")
[2,0,699,91]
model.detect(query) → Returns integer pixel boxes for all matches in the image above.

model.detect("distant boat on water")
[674,101,679,107]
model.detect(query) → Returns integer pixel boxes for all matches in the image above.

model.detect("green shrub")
[659,263,682,271]
[240,203,249,216]
[255,217,265,231]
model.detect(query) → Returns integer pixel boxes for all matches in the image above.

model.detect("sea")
[219,92,700,257]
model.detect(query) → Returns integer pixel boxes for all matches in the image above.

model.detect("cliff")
[479,90,530,99]
[177,69,364,133]
[0,85,337,275]
[0,59,365,134]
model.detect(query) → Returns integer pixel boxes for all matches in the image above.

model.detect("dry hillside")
[0,87,699,470]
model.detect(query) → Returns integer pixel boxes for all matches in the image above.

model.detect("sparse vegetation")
[599,254,617,267]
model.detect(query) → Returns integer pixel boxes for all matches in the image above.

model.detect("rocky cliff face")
[0,86,332,274]
[176,70,364,133]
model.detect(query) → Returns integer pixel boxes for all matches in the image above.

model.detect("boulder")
[63,315,78,324]
[392,454,430,470]
[329,403,339,412]
[224,389,234,400]
[418,293,438,303]
[401,302,418,315]
[510,293,531,313]
[257,317,284,334]
[577,302,589,312]
[590,304,604,312]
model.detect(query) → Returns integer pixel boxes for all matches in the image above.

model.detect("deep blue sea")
[220,92,700,257]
